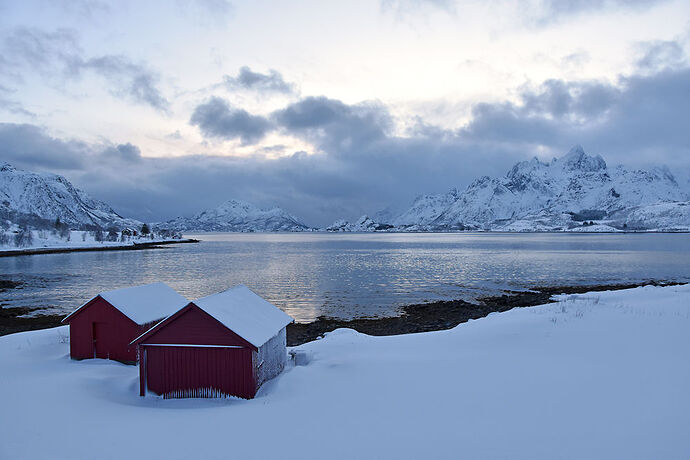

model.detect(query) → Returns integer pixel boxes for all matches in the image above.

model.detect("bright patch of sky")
[2,0,687,156]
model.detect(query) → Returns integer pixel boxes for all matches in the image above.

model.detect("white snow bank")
[1,284,689,459]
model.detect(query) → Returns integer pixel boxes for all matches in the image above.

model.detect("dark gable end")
[61,295,139,327]
[132,303,258,351]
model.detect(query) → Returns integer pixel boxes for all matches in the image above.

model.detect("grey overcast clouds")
[0,0,689,226]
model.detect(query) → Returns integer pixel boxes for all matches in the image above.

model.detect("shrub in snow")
[92,229,105,242]
[14,227,33,247]
[106,229,119,242]
[59,225,70,240]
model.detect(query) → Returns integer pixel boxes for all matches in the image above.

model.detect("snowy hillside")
[160,199,311,232]
[391,188,459,227]
[0,163,141,230]
[372,146,690,232]
[2,284,689,459]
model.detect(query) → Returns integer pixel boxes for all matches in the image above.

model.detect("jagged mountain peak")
[372,145,690,232]
[553,145,607,172]
[506,156,547,180]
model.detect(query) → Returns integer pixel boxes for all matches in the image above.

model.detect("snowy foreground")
[2,285,689,459]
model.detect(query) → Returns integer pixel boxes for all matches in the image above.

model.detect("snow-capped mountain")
[326,215,393,232]
[159,199,311,232]
[391,189,460,227]
[347,146,690,232]
[0,163,141,229]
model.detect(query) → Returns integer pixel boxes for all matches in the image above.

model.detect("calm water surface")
[1,232,688,322]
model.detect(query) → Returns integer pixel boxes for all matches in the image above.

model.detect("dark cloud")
[5,62,690,226]
[0,123,87,170]
[0,123,147,174]
[190,95,393,151]
[223,66,295,94]
[2,28,82,80]
[273,96,392,153]
[519,79,620,120]
[190,97,273,145]
[83,55,169,112]
[103,143,142,162]
[461,66,690,165]
[179,64,690,224]
[1,27,169,111]
[636,40,686,72]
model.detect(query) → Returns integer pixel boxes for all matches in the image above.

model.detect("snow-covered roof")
[64,282,189,325]
[193,285,294,348]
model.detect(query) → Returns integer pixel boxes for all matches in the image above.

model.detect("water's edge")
[1,280,680,343]
[0,239,199,257]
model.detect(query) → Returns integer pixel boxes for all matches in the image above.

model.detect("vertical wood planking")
[144,346,256,399]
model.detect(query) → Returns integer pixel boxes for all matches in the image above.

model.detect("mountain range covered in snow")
[329,146,690,232]
[0,163,141,230]
[2,145,689,234]
[158,199,311,232]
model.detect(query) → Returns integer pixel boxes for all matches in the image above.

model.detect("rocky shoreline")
[285,281,683,346]
[0,280,682,341]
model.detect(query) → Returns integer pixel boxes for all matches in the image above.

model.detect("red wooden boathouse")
[132,285,294,399]
[62,283,189,363]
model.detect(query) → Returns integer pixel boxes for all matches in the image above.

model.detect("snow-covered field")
[0,230,183,253]
[1,285,689,459]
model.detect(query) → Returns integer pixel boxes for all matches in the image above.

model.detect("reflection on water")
[0,232,688,322]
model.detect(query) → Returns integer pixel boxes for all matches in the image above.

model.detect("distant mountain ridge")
[0,163,141,229]
[158,199,311,232]
[4,146,689,234]
[328,146,690,232]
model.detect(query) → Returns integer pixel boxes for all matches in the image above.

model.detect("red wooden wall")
[67,296,144,363]
[137,304,258,399]
[142,346,256,399]
[138,304,255,348]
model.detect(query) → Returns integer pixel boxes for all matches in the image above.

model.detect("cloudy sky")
[1,0,689,226]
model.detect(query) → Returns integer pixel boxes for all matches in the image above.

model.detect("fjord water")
[1,232,689,322]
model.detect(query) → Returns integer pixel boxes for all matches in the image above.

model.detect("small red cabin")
[62,283,189,364]
[132,285,294,399]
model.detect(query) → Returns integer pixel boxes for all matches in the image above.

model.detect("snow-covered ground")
[0,229,184,253]
[1,284,689,459]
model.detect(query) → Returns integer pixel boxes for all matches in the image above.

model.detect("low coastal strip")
[0,280,681,342]
[0,238,199,258]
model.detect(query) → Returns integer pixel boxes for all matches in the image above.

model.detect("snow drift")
[1,284,689,459]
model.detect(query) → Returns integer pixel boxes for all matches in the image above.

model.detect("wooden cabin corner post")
[139,346,146,397]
